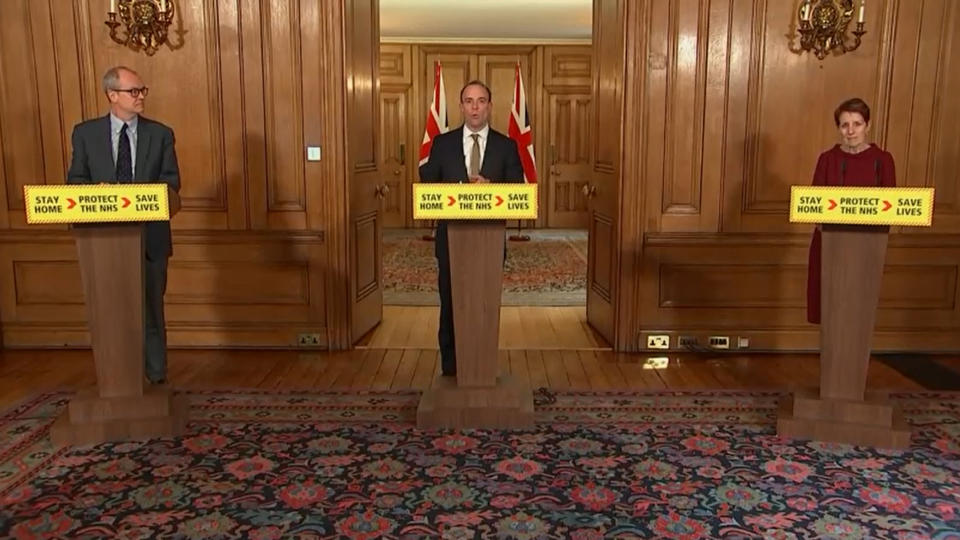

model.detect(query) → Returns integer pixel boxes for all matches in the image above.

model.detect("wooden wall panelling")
[644,0,723,234]
[0,233,87,346]
[886,0,960,234]
[240,0,268,230]
[217,0,249,230]
[0,0,48,228]
[76,0,236,230]
[0,231,327,348]
[0,0,338,349]
[639,233,960,352]
[260,0,306,230]
[380,43,412,86]
[543,45,593,87]
[721,0,891,234]
[166,232,327,347]
[628,0,960,352]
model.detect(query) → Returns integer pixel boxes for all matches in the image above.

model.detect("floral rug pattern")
[383,229,587,306]
[2,389,960,538]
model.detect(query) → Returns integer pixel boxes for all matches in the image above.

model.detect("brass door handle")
[581,184,597,197]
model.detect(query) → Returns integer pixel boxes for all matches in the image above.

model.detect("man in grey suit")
[67,66,180,385]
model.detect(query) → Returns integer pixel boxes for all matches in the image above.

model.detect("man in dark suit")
[418,80,524,376]
[67,66,180,385]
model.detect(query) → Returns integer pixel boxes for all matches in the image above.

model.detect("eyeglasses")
[111,87,149,98]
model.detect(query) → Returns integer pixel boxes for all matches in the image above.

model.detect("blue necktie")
[116,123,133,182]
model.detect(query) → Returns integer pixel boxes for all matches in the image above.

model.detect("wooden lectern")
[778,225,911,448]
[416,221,535,429]
[51,188,186,446]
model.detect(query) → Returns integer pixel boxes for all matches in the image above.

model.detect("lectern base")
[417,375,534,430]
[776,390,911,449]
[50,385,188,446]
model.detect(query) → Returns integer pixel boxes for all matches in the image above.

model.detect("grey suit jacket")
[66,115,180,260]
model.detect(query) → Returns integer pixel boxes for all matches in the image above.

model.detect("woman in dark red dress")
[807,98,896,324]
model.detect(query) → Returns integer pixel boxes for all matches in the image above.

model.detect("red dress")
[806,144,896,323]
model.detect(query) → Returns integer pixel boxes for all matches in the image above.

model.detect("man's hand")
[469,175,490,184]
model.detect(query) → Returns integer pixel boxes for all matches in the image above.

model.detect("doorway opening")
[357,0,610,350]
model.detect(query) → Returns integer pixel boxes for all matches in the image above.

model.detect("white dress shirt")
[462,124,489,178]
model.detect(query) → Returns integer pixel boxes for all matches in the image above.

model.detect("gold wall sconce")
[797,0,866,60]
[105,0,176,56]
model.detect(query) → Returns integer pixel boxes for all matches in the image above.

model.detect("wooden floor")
[358,306,608,349]
[3,347,959,411]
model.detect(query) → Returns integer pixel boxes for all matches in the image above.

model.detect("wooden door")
[379,88,408,227]
[547,91,592,228]
[586,0,625,344]
[346,0,383,341]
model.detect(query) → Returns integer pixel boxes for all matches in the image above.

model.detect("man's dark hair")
[460,80,492,102]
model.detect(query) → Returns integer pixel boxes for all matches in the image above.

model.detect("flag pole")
[419,60,446,242]
[509,59,532,242]
[422,220,436,241]
[508,220,530,241]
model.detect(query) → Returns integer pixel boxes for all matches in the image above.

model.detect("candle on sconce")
[159,0,166,12]
[858,0,865,23]
[109,0,117,13]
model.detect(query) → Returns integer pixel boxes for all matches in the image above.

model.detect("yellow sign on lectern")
[790,186,934,227]
[413,183,538,220]
[24,184,171,224]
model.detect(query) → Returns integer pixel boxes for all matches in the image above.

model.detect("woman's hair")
[834,98,870,126]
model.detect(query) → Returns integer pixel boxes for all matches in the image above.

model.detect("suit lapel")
[98,116,116,181]
[480,131,495,179]
[450,127,468,181]
[135,119,150,181]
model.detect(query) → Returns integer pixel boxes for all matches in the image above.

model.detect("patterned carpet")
[2,389,960,538]
[383,228,587,306]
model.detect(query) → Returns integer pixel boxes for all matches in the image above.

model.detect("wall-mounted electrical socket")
[297,333,323,347]
[708,336,730,349]
[646,334,670,349]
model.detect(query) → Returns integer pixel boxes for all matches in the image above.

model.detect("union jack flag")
[508,62,537,183]
[418,61,448,166]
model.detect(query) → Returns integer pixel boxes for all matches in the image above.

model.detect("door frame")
[334,0,642,351]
